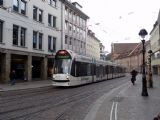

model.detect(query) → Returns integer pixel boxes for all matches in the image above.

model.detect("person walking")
[9,70,16,85]
[130,69,138,85]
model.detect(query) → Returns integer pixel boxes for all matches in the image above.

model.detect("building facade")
[61,0,89,55]
[112,42,150,73]
[86,29,100,60]
[150,10,160,75]
[0,0,62,83]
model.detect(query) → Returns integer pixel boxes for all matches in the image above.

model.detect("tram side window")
[74,61,92,77]
[87,63,91,76]
[71,60,75,76]
[105,66,108,74]
[91,64,96,75]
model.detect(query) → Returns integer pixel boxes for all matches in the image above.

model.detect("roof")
[61,0,89,19]
[112,43,138,54]
[113,41,150,59]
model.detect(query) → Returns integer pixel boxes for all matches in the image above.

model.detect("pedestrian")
[130,69,138,85]
[9,70,16,85]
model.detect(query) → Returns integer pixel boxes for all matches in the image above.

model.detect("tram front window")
[54,59,71,74]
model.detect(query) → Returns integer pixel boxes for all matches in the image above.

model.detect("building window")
[65,35,67,44]
[53,16,56,28]
[39,33,43,50]
[20,27,26,46]
[13,25,26,46]
[65,21,68,30]
[48,0,56,7]
[21,0,26,15]
[48,36,52,50]
[33,6,43,22]
[13,0,19,12]
[33,31,37,49]
[13,0,26,15]
[33,6,37,20]
[48,14,56,28]
[0,0,3,6]
[48,14,52,26]
[33,31,43,50]
[0,20,3,43]
[69,37,72,45]
[13,25,19,45]
[39,9,43,22]
[48,35,56,52]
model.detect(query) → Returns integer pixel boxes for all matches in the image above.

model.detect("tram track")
[0,76,128,120]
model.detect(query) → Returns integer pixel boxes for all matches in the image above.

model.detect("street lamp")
[148,49,153,88]
[139,29,148,97]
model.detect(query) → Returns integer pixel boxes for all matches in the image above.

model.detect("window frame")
[20,27,26,46]
[33,6,38,20]
[48,35,56,52]
[0,0,3,6]
[0,20,3,43]
[20,0,26,15]
[33,31,37,49]
[13,25,19,45]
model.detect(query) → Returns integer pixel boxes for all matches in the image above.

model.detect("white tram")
[52,50,125,86]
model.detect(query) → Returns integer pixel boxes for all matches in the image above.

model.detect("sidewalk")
[84,75,160,120]
[0,80,52,92]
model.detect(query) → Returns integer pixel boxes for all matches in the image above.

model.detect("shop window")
[0,20,3,43]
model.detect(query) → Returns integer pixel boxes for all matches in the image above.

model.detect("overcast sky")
[73,0,159,52]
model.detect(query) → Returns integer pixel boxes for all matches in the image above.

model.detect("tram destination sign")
[55,50,71,59]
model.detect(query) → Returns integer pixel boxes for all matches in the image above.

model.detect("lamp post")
[148,50,153,88]
[139,29,148,97]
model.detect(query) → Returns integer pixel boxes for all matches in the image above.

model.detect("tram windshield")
[54,59,71,74]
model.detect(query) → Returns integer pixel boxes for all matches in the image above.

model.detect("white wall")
[0,0,62,55]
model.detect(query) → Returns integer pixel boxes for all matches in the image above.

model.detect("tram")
[52,50,126,86]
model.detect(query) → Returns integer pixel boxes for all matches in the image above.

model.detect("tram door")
[91,64,95,82]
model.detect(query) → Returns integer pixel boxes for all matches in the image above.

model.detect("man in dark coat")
[130,69,138,85]
[9,70,16,85]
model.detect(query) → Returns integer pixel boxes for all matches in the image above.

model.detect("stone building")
[61,0,89,55]
[86,29,100,60]
[111,42,150,73]
[150,10,160,75]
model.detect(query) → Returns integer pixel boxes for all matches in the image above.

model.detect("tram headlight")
[66,75,69,80]
[52,75,55,79]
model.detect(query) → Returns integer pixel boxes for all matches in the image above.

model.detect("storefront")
[32,57,42,79]
[48,58,54,77]
[11,54,26,81]
[0,53,2,82]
